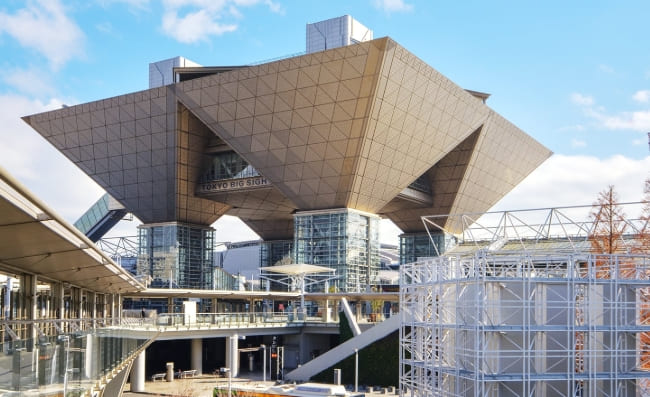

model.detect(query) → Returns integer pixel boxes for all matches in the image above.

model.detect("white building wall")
[306,15,373,54]
[148,56,201,88]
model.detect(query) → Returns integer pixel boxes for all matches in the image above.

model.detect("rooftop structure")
[400,204,650,396]
[306,15,373,53]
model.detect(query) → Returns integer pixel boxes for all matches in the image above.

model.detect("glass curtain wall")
[260,240,294,291]
[200,151,260,182]
[137,223,215,290]
[399,232,455,264]
[294,209,379,292]
[260,240,293,267]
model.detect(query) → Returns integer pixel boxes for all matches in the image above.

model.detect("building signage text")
[198,176,270,194]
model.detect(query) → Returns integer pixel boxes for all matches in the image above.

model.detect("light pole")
[261,344,267,382]
[354,348,358,392]
[61,336,70,397]
[224,367,231,396]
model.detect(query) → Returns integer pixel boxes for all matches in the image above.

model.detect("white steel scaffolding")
[400,204,650,397]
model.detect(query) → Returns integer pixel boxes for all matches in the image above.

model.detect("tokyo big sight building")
[23,16,551,294]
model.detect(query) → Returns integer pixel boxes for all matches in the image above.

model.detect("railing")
[0,322,153,396]
[117,309,399,331]
[119,311,323,331]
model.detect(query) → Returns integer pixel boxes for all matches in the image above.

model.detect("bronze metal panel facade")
[24,37,551,235]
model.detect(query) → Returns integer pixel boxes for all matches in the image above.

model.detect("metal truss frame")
[402,204,650,397]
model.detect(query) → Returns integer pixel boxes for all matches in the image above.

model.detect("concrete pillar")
[53,282,64,327]
[117,294,123,324]
[88,291,97,328]
[22,274,37,341]
[71,286,81,320]
[80,289,86,326]
[3,277,12,320]
[324,299,330,322]
[130,350,146,392]
[108,294,115,325]
[191,339,203,375]
[97,294,105,322]
[84,334,94,379]
[354,301,361,322]
[225,335,239,377]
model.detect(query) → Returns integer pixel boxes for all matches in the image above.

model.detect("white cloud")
[587,108,650,132]
[162,9,237,43]
[0,94,104,223]
[633,90,650,103]
[0,0,84,69]
[570,92,595,106]
[557,124,585,132]
[491,154,650,212]
[381,154,650,245]
[99,0,150,9]
[598,64,615,74]
[3,67,55,97]
[374,0,414,13]
[571,92,650,132]
[571,138,586,148]
[160,0,281,43]
[96,21,114,34]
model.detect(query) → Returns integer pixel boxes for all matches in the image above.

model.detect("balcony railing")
[116,309,399,331]
[0,319,154,396]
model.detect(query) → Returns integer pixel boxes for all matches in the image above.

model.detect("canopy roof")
[259,263,336,275]
[0,166,145,294]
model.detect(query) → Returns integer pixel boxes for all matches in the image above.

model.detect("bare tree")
[638,178,650,253]
[588,186,628,279]
[589,186,628,255]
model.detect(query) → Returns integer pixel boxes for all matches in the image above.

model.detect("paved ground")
[122,372,397,396]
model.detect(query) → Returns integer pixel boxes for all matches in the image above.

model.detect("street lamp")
[261,344,266,382]
[222,367,231,396]
[354,348,358,392]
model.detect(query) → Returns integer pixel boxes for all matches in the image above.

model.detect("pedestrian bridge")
[113,311,342,339]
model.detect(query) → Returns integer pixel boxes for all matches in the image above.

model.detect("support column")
[54,282,64,331]
[97,294,105,323]
[88,291,97,329]
[3,277,11,320]
[71,286,81,320]
[22,274,37,341]
[225,334,239,377]
[191,339,203,375]
[130,350,146,392]
[84,334,94,379]
[354,300,361,323]
[117,294,123,324]
[108,294,115,325]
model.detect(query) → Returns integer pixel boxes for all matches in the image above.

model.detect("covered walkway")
[0,166,149,396]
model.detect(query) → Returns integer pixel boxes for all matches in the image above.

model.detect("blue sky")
[0,0,649,243]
